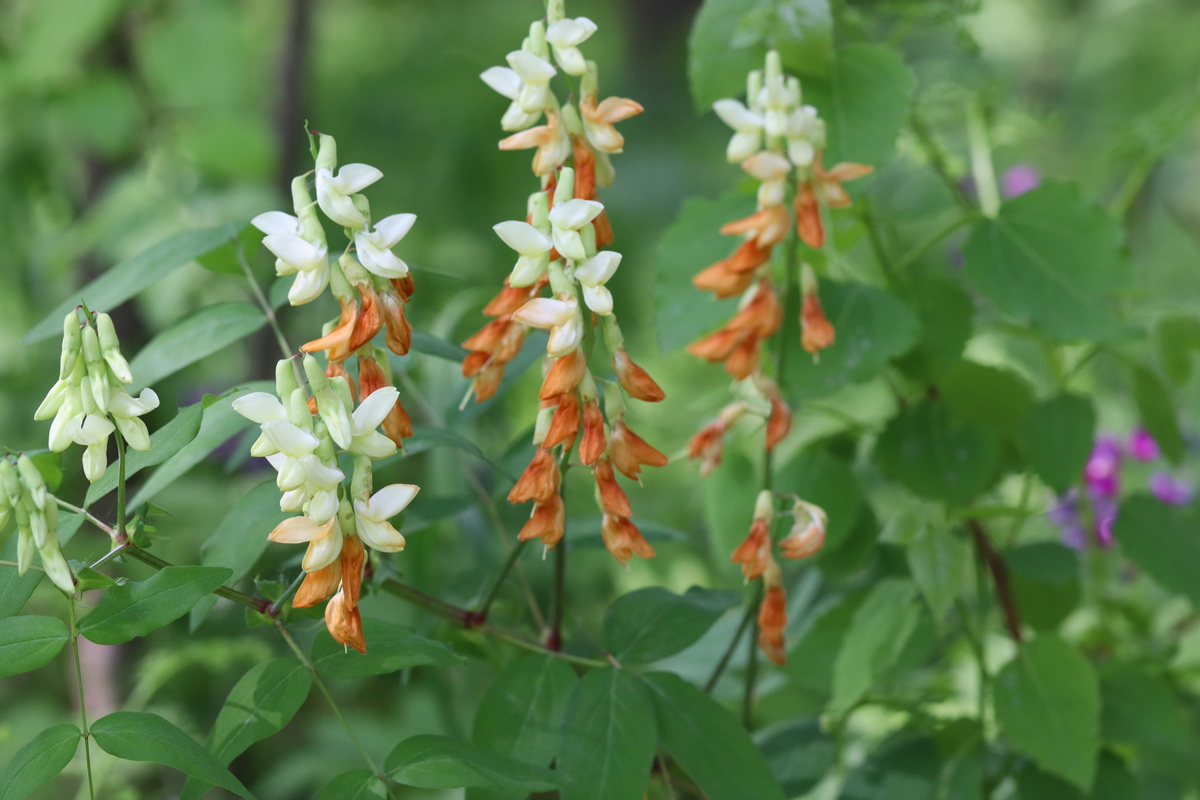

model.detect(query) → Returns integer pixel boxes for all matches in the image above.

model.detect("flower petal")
[371,213,417,247]
[261,420,319,456]
[480,66,521,99]
[298,454,345,489]
[546,17,597,47]
[288,266,330,305]
[353,386,400,432]
[365,483,421,519]
[713,99,763,133]
[354,513,407,553]
[494,220,551,256]
[232,392,288,424]
[263,234,326,271]
[269,515,325,543]
[506,49,556,84]
[330,163,383,194]
[581,283,613,316]
[302,523,343,571]
[252,210,301,237]
[548,198,604,231]
[512,297,575,329]
[574,250,621,286]
[742,151,792,181]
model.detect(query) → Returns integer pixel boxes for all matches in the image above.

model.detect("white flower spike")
[355,213,416,279]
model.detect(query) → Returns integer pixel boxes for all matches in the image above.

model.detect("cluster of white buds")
[35,309,159,483]
[233,355,419,653]
[0,455,73,594]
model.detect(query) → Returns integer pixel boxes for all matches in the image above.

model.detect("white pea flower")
[573,250,621,316]
[507,49,557,115]
[755,52,798,138]
[545,17,597,76]
[252,210,330,305]
[713,98,765,163]
[742,151,794,208]
[494,220,552,287]
[786,105,821,168]
[269,515,344,572]
[353,483,420,553]
[355,213,416,279]
[345,387,401,460]
[513,295,583,357]
[481,67,543,131]
[316,163,383,229]
[548,198,604,261]
[108,388,160,452]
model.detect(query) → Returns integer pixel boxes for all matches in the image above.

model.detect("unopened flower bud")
[276,358,300,400]
[81,325,110,413]
[95,313,132,385]
[59,311,82,380]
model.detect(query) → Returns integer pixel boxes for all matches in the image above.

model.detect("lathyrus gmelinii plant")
[3,0,1200,799]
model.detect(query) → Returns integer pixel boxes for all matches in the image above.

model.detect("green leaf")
[196,224,261,276]
[472,654,577,767]
[993,635,1100,789]
[1100,661,1198,780]
[0,724,81,800]
[786,281,920,400]
[24,224,239,343]
[1014,753,1137,800]
[905,527,971,622]
[840,736,942,800]
[128,302,266,392]
[558,668,657,800]
[1113,495,1200,604]
[85,402,205,505]
[962,183,1134,341]
[1130,365,1184,464]
[895,278,975,380]
[0,616,70,677]
[1155,315,1200,385]
[411,330,467,362]
[28,452,63,492]
[315,770,387,800]
[189,480,288,629]
[653,191,753,352]
[755,719,834,798]
[1021,395,1097,493]
[875,401,1000,506]
[602,587,739,664]
[1006,542,1081,633]
[91,711,253,799]
[311,618,464,678]
[775,448,863,551]
[0,512,83,618]
[642,671,785,800]
[385,735,562,793]
[831,578,921,717]
[939,361,1035,436]
[687,0,832,110]
[802,44,916,166]
[786,592,865,694]
[78,566,233,645]
[129,382,271,508]
[180,659,311,800]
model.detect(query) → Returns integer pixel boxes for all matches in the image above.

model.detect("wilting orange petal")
[518,494,566,548]
[613,350,665,402]
[579,400,607,465]
[692,259,757,299]
[731,519,771,581]
[539,348,586,400]
[757,580,788,666]
[795,184,824,249]
[593,458,633,518]
[544,392,581,449]
[601,514,655,566]
[294,559,342,608]
[325,591,366,654]
[765,395,792,451]
[508,447,561,504]
[801,294,836,355]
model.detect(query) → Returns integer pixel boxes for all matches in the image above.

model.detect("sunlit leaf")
[602,587,739,664]
[0,724,81,800]
[0,616,69,678]
[558,669,656,800]
[472,654,577,768]
[831,578,920,716]
[78,566,233,644]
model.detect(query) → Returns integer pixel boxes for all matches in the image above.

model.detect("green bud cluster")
[0,454,74,594]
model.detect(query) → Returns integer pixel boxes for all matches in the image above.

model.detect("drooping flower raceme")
[0,455,74,594]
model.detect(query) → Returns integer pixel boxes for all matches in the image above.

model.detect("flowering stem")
[741,609,760,728]
[54,498,113,535]
[237,237,295,360]
[67,596,96,800]
[268,570,308,617]
[113,432,127,544]
[474,539,529,622]
[703,585,761,694]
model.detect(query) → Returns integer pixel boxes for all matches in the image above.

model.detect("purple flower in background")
[1149,473,1194,506]
[1127,428,1160,462]
[1092,495,1118,547]
[1085,436,1122,499]
[1002,164,1041,198]
[1048,490,1087,551]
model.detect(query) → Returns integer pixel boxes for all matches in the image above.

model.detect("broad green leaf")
[653,191,753,352]
[128,302,266,392]
[311,618,464,678]
[1014,753,1137,800]
[993,636,1099,789]
[803,44,916,166]
[24,224,239,343]
[840,736,941,800]
[1006,542,1081,633]
[1130,365,1184,464]
[895,278,974,380]
[0,512,83,618]
[1113,495,1200,604]
[558,668,657,800]
[906,527,971,622]
[962,183,1133,341]
[775,449,863,551]
[91,711,253,799]
[786,592,865,694]
[78,566,233,644]
[687,0,832,110]
[179,658,311,800]
[831,578,921,716]
[189,481,288,629]
[196,224,261,276]
[315,770,387,800]
[643,672,785,800]
[1156,315,1200,385]
[85,402,205,504]
[385,735,562,793]
[0,616,69,677]
[939,361,1035,436]
[472,654,577,767]
[0,724,81,800]
[943,748,985,800]
[28,452,63,491]
[875,401,1000,506]
[786,281,920,400]
[755,719,835,798]
[1022,395,1096,493]
[1099,661,1198,780]
[130,382,271,508]
[602,587,739,664]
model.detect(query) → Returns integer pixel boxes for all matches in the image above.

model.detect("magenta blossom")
[1149,473,1193,506]
[1002,164,1041,198]
[1084,436,1122,499]
[1092,496,1117,548]
[1048,490,1087,551]
[1127,428,1160,462]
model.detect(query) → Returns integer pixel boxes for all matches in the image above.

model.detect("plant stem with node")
[68,597,96,800]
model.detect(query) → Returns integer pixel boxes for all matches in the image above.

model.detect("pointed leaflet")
[962,182,1133,341]
[1006,543,1081,633]
[24,224,239,343]
[601,587,739,664]
[85,402,205,504]
[938,361,1035,437]
[558,668,657,800]
[755,719,835,798]
[875,401,1000,506]
[993,636,1100,789]
[642,672,785,800]
[905,527,971,623]
[179,658,311,800]
[316,770,387,800]
[839,736,943,800]
[128,302,266,392]
[830,578,921,716]
[472,654,577,767]
[77,566,233,644]
[1021,395,1096,493]
[91,711,254,798]
[0,616,69,678]
[385,735,562,793]
[1113,495,1200,604]
[311,618,464,678]
[0,724,81,800]
[1130,364,1184,464]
